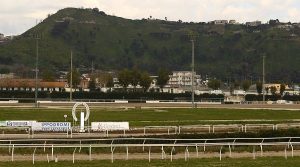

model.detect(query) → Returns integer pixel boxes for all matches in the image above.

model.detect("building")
[168,71,201,88]
[214,20,228,25]
[264,83,289,94]
[0,33,4,40]
[246,21,262,27]
[0,79,66,92]
[0,73,14,79]
[229,20,237,24]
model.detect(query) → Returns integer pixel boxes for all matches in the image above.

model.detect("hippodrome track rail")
[2,137,300,163]
[2,122,300,139]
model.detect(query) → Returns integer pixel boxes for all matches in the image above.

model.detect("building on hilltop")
[246,21,262,27]
[214,20,228,25]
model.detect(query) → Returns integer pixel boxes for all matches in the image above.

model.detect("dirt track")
[0,150,298,162]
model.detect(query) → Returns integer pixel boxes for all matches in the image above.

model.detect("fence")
[2,123,300,139]
[1,137,300,163]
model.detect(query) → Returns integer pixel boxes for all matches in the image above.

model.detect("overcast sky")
[1,0,300,35]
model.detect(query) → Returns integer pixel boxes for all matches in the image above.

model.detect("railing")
[1,137,300,163]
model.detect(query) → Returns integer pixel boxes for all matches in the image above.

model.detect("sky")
[1,0,300,36]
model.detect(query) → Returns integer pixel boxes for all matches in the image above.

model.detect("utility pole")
[70,51,73,101]
[191,39,195,108]
[262,55,266,103]
[34,35,39,108]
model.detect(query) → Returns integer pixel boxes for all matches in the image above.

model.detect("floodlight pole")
[35,36,39,108]
[262,55,266,103]
[70,51,73,101]
[191,39,195,108]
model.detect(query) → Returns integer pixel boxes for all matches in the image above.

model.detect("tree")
[118,69,132,91]
[67,69,81,89]
[280,83,286,96]
[208,79,221,90]
[157,69,170,91]
[242,80,251,91]
[106,74,114,88]
[130,68,141,91]
[42,70,55,82]
[256,82,263,94]
[139,72,152,92]
[88,78,96,91]
[270,86,277,95]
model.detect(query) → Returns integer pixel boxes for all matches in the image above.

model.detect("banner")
[0,121,6,126]
[91,122,129,131]
[5,121,36,127]
[32,122,71,131]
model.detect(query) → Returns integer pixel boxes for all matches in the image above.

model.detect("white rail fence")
[1,137,300,163]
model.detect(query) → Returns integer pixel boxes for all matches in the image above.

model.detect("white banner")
[0,121,6,126]
[91,122,129,131]
[32,122,71,131]
[5,121,36,127]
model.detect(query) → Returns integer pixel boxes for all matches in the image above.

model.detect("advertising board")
[32,122,71,131]
[5,121,36,127]
[91,122,129,131]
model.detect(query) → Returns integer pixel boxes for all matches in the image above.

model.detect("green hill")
[1,7,300,82]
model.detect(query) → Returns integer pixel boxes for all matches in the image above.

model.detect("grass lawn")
[0,157,300,167]
[0,108,300,126]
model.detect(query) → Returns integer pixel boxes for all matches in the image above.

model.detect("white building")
[214,20,228,25]
[168,71,201,88]
[246,21,262,27]
[0,33,4,40]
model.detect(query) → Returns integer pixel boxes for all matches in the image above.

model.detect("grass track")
[0,108,300,126]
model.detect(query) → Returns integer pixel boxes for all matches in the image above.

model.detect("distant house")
[168,71,201,88]
[246,21,262,27]
[229,20,237,24]
[0,79,66,92]
[0,33,4,40]
[214,20,228,25]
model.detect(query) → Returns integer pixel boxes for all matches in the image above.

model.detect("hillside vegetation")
[1,8,300,82]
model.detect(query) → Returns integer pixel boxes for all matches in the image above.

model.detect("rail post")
[72,147,77,164]
[11,144,14,162]
[148,147,151,162]
[89,145,92,161]
[32,147,37,164]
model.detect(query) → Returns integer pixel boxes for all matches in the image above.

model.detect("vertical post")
[219,146,222,161]
[126,146,129,160]
[89,145,92,161]
[285,147,287,159]
[35,36,39,108]
[73,147,77,164]
[11,144,14,162]
[196,144,199,157]
[33,147,37,164]
[51,145,54,160]
[148,147,151,163]
[228,144,232,157]
[70,50,73,101]
[253,146,256,159]
[191,39,195,108]
[262,55,266,103]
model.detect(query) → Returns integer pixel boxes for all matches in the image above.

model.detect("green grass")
[0,157,300,167]
[0,108,300,126]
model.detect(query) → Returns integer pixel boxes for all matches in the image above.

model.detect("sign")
[5,121,36,127]
[0,121,6,126]
[91,122,129,131]
[32,122,71,131]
